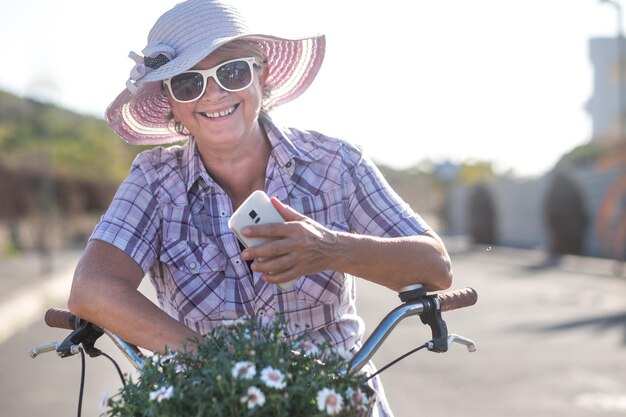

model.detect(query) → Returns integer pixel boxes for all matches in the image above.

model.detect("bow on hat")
[126,43,176,94]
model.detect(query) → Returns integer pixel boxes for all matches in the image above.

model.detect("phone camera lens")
[249,210,257,219]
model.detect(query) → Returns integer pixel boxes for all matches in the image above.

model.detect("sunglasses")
[163,57,257,103]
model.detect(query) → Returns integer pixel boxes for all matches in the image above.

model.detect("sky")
[0,0,620,177]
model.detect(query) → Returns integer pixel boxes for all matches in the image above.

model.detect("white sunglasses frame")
[163,57,257,103]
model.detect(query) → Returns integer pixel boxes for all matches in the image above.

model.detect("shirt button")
[235,259,241,265]
[257,309,266,317]
[285,161,292,168]
[188,262,198,270]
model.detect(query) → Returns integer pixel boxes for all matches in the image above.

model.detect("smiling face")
[165,43,268,155]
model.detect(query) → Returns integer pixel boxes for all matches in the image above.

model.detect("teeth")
[204,105,236,118]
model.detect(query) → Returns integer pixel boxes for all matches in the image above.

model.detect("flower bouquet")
[104,316,375,417]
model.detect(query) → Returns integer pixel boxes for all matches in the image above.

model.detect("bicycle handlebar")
[38,286,478,372]
[439,287,478,312]
[45,308,80,330]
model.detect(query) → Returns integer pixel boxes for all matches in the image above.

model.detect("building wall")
[446,165,622,258]
[586,37,626,143]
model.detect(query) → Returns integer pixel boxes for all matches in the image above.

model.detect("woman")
[68,1,452,415]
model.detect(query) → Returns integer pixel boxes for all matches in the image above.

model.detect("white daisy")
[346,387,369,410]
[301,340,320,356]
[241,386,266,409]
[232,361,256,380]
[317,388,344,415]
[260,366,287,389]
[149,385,174,403]
[222,316,249,327]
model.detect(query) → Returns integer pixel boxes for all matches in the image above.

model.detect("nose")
[201,76,226,100]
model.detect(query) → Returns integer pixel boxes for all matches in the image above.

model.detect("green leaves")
[105,317,374,417]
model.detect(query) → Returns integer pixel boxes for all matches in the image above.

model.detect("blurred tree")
[456,161,497,185]
[0,89,152,251]
[0,90,145,184]
[554,141,610,170]
[595,143,626,272]
[544,172,589,256]
[467,183,497,245]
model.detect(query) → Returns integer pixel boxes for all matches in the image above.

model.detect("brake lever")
[29,342,60,358]
[447,334,477,352]
[29,341,82,358]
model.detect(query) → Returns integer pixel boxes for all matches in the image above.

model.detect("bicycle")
[29,284,478,417]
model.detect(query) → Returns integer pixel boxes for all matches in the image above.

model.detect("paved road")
[1,244,625,416]
[372,245,626,417]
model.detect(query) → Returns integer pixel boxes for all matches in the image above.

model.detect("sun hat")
[105,0,325,145]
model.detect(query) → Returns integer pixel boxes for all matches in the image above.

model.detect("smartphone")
[228,191,296,290]
[228,190,285,249]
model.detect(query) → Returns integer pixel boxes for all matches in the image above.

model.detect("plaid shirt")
[92,113,428,416]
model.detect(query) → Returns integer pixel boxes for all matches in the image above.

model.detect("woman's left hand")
[239,198,339,286]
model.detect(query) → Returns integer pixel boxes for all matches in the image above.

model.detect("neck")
[198,123,272,209]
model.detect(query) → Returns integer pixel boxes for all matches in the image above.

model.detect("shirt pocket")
[286,187,350,305]
[159,239,228,321]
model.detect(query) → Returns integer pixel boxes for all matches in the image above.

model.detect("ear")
[259,63,270,86]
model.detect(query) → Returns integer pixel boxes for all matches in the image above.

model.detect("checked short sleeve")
[346,150,429,238]
[90,154,162,273]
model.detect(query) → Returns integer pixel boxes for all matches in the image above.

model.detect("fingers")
[241,221,288,240]
[241,238,286,261]
[270,197,307,222]
[252,257,302,286]
[240,237,314,285]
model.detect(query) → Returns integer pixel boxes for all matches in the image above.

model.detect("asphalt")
[0,248,82,344]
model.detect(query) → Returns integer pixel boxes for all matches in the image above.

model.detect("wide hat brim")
[106,34,325,146]
[105,0,325,145]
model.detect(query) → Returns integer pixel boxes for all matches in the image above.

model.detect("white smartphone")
[228,191,296,290]
[228,190,285,248]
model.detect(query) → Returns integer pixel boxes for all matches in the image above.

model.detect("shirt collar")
[259,112,323,166]
[183,138,213,192]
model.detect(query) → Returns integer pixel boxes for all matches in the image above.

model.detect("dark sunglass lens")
[216,61,252,91]
[170,72,204,101]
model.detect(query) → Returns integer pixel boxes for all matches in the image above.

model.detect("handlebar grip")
[438,287,478,312]
[44,308,79,330]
